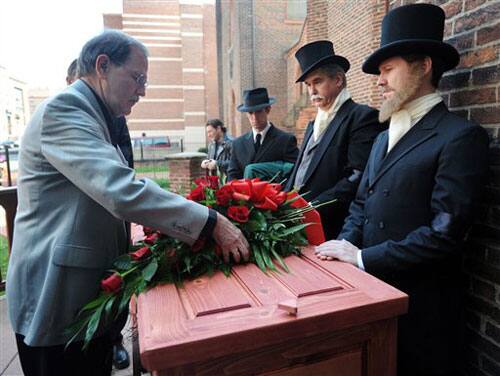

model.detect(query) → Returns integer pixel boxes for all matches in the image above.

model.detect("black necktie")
[255,133,262,153]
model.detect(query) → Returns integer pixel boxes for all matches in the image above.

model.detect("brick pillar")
[166,152,207,194]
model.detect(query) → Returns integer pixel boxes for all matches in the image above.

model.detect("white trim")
[128,118,185,123]
[184,111,206,116]
[134,36,181,41]
[144,43,181,48]
[148,84,205,90]
[123,14,180,20]
[182,68,204,73]
[140,98,184,103]
[183,85,205,90]
[123,21,180,27]
[181,32,203,37]
[181,13,203,19]
[148,57,183,62]
[123,28,180,34]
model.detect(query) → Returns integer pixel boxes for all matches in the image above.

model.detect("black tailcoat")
[228,124,298,181]
[286,99,384,240]
[339,103,490,375]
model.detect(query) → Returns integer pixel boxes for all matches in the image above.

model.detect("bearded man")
[315,4,489,375]
[286,40,385,240]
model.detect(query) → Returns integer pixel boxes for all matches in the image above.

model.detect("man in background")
[228,88,298,181]
[201,119,233,177]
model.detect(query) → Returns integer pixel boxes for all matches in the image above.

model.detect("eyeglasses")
[131,72,148,88]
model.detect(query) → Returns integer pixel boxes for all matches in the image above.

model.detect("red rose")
[249,181,269,203]
[194,176,219,189]
[130,246,152,261]
[227,205,250,223]
[254,196,278,211]
[144,232,159,245]
[142,226,156,235]
[216,185,233,206]
[101,273,123,294]
[187,185,206,202]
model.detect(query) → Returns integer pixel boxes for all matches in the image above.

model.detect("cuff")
[357,250,365,270]
[199,208,217,239]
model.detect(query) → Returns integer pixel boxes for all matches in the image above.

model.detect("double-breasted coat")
[339,102,490,374]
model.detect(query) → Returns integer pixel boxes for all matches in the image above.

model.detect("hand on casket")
[315,239,359,265]
[213,212,250,263]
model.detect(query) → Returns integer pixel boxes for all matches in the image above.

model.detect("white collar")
[252,122,271,142]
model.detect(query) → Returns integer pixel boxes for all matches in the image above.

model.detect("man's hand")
[314,239,359,266]
[212,213,250,263]
[201,159,210,169]
[207,160,217,171]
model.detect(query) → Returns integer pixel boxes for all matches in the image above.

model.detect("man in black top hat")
[227,88,298,181]
[316,4,489,375]
[286,40,384,240]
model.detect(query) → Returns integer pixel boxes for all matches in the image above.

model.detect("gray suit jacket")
[6,80,209,346]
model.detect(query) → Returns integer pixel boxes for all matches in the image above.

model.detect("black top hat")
[237,88,276,112]
[363,4,459,74]
[294,40,350,83]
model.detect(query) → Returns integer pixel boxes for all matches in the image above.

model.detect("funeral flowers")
[67,176,325,349]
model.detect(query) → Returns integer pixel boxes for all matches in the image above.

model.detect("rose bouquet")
[67,176,326,349]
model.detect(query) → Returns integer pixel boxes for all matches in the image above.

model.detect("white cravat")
[313,88,351,142]
[387,92,443,152]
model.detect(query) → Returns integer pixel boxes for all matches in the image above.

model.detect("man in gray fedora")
[228,87,298,181]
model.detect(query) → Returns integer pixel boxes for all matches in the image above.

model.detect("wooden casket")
[134,247,408,375]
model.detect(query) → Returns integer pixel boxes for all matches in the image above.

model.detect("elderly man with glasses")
[7,30,249,376]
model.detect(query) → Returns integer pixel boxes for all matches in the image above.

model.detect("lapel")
[72,80,112,144]
[368,132,388,186]
[254,123,277,161]
[286,122,313,190]
[368,102,448,188]
[243,132,256,165]
[302,99,353,186]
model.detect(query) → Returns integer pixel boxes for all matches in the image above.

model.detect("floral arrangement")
[67,176,325,349]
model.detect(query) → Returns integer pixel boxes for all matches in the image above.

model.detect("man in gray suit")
[6,30,249,376]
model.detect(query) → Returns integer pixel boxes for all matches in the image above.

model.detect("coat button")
[368,189,374,195]
[364,218,369,225]
[379,221,385,229]
[383,189,389,197]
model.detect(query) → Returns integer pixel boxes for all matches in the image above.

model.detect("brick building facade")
[103,0,219,151]
[216,0,306,137]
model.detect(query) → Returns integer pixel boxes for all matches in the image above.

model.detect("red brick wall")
[217,0,304,137]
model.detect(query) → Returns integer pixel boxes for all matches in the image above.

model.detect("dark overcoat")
[339,102,490,375]
[227,124,298,181]
[286,99,384,240]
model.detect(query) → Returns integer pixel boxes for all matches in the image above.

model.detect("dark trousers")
[16,333,113,376]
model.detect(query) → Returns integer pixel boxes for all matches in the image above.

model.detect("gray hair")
[314,64,347,88]
[77,30,148,77]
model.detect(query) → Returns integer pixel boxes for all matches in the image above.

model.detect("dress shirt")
[252,122,271,144]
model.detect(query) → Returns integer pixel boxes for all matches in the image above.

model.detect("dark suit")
[339,103,489,375]
[286,99,384,240]
[228,123,298,181]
